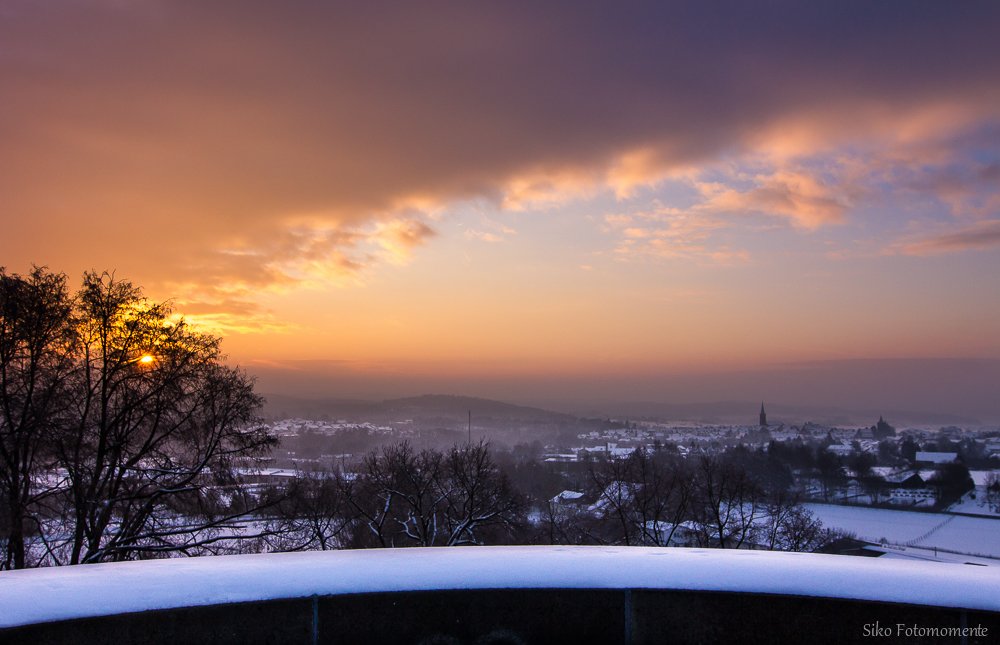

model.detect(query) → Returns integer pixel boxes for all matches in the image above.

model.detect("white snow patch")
[805,504,1000,558]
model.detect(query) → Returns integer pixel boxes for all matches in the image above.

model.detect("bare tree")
[628,451,692,547]
[690,455,765,549]
[773,504,825,552]
[847,451,876,479]
[536,501,601,546]
[860,474,888,505]
[0,267,75,569]
[49,272,276,564]
[340,457,395,548]
[815,448,844,502]
[441,440,525,546]
[588,456,637,545]
[348,441,447,547]
[345,440,525,548]
[986,473,1000,513]
[589,449,692,546]
[756,488,824,552]
[267,468,354,551]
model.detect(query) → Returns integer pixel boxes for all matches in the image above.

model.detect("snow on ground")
[1,547,999,629]
[970,471,997,487]
[948,491,998,517]
[806,504,944,543]
[867,544,999,567]
[805,504,1000,558]
[946,472,1000,517]
[926,517,1000,558]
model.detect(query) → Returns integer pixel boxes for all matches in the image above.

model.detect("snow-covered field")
[805,504,1000,558]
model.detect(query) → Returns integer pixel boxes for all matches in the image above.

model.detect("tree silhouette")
[0,267,75,568]
[344,440,525,548]
[1,268,276,567]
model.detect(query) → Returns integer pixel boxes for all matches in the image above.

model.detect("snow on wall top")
[1,546,999,628]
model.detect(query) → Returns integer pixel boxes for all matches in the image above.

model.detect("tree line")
[262,440,527,551]
[258,442,826,554]
[540,447,824,551]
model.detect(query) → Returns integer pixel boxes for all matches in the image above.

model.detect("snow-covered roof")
[550,490,585,503]
[1,547,998,629]
[882,470,923,484]
[915,452,959,464]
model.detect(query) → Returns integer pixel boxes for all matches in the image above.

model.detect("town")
[251,401,1000,565]
[264,406,999,513]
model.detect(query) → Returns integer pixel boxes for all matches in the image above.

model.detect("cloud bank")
[2,1,999,326]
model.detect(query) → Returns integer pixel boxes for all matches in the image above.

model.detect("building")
[827,443,852,456]
[759,403,767,427]
[889,488,936,507]
[874,416,896,438]
[549,490,592,509]
[914,452,959,466]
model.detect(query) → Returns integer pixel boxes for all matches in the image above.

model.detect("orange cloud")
[605,207,741,263]
[464,215,517,243]
[695,171,847,229]
[369,219,438,265]
[154,212,436,332]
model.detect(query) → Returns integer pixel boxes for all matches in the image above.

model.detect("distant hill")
[260,393,578,424]
[261,393,983,429]
[543,400,982,428]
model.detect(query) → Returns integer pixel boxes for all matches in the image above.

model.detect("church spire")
[759,403,767,427]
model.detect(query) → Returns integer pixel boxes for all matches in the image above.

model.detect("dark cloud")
[2,1,999,290]
[903,220,1000,255]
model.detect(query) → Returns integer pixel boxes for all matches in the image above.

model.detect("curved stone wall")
[1,547,997,644]
[3,588,997,645]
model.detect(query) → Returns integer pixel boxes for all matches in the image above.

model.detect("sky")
[2,2,999,416]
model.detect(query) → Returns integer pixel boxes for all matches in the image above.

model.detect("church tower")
[759,403,767,427]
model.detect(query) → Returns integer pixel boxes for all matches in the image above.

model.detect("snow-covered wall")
[1,546,998,628]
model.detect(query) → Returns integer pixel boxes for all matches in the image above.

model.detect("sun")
[139,355,155,364]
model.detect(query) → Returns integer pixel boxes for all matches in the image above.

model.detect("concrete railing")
[1,547,997,644]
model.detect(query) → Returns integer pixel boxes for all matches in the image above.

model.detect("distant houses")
[914,452,959,466]
[881,471,935,507]
[825,441,852,456]
[882,471,927,489]
[549,490,591,509]
[888,487,936,507]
